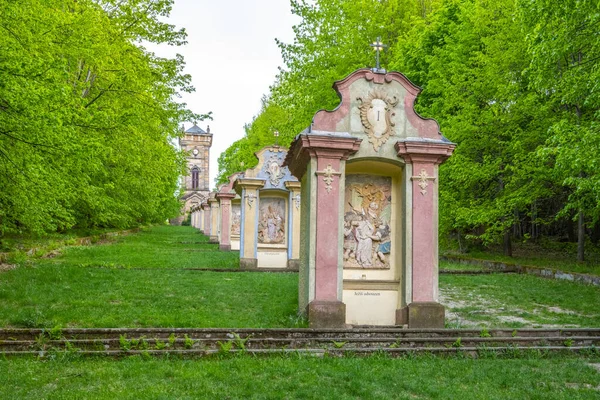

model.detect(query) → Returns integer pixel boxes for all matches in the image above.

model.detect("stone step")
[1,346,595,358]
[2,327,599,341]
[2,335,598,352]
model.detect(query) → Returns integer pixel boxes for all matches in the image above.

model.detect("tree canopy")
[218,0,600,258]
[0,0,207,235]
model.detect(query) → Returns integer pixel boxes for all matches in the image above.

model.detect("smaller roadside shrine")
[232,146,301,270]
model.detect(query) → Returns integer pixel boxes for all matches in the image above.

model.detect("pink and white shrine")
[234,146,301,270]
[284,68,455,329]
[207,192,219,244]
[215,173,243,252]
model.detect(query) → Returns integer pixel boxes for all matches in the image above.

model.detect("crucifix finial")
[370,36,388,71]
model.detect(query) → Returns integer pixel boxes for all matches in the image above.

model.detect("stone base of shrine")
[240,258,258,270]
[395,306,408,325]
[401,302,445,329]
[307,300,346,329]
[219,244,231,251]
[257,249,288,269]
[209,236,219,244]
[286,259,300,271]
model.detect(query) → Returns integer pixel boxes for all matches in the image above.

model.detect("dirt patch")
[42,250,62,259]
[545,306,578,315]
[589,364,600,373]
[565,382,600,391]
[439,288,583,328]
[0,263,17,272]
[495,315,533,325]
[536,305,600,320]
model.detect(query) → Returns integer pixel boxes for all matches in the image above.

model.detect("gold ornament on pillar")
[245,192,257,208]
[316,164,342,193]
[412,169,436,196]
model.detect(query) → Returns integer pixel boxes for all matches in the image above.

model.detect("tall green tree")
[520,0,600,260]
[217,0,600,259]
[391,0,555,252]
[217,0,435,183]
[0,0,204,235]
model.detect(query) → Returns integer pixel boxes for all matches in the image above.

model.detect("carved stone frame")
[357,89,399,152]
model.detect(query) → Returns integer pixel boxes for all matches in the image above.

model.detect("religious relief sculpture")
[357,89,399,152]
[343,175,392,269]
[231,205,241,236]
[264,154,285,187]
[258,198,286,245]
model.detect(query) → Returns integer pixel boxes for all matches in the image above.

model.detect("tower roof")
[185,124,207,135]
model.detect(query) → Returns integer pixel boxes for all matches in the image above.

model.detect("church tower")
[179,124,212,216]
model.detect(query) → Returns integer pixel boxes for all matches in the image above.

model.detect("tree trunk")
[566,217,576,242]
[591,222,600,245]
[503,230,512,257]
[577,209,585,262]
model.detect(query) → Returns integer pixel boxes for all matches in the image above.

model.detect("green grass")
[449,244,600,276]
[0,266,300,328]
[2,225,599,330]
[39,225,240,269]
[2,225,600,397]
[0,227,122,253]
[0,225,301,328]
[440,260,486,271]
[1,356,599,399]
[441,274,600,328]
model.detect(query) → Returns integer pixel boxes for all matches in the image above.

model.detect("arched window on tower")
[191,167,200,189]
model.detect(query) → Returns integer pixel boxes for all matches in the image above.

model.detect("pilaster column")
[198,208,204,232]
[396,140,455,328]
[216,192,236,251]
[286,134,362,328]
[202,202,211,236]
[234,179,265,269]
[208,195,219,244]
[285,181,302,270]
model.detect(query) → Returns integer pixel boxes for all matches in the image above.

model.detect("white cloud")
[149,0,298,187]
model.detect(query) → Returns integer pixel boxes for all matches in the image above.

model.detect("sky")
[151,0,299,189]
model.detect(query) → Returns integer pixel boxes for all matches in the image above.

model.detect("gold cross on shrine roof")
[370,36,388,70]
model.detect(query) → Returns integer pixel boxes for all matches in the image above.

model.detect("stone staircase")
[1,328,599,357]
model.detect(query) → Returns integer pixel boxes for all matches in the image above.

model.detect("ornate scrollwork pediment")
[357,89,399,152]
[264,154,285,187]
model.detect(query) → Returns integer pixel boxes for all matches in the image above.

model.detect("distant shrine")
[233,146,301,270]
[179,124,213,223]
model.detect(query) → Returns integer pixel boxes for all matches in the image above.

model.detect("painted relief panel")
[344,175,392,269]
[231,204,241,236]
[258,198,286,245]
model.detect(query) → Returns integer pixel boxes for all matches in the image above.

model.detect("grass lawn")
[0,227,123,254]
[1,225,599,329]
[2,225,600,397]
[39,225,240,270]
[0,266,300,328]
[440,260,486,271]
[449,246,600,276]
[1,356,599,399]
[441,274,600,328]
